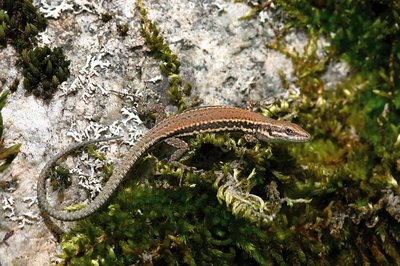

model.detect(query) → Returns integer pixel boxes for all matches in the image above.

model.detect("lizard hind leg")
[164,137,189,162]
[162,137,200,187]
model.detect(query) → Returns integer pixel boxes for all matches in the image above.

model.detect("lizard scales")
[37,106,310,221]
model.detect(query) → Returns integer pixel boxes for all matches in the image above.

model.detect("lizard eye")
[285,128,294,135]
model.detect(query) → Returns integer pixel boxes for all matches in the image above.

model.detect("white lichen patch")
[2,196,15,218]
[71,148,115,199]
[39,1,74,19]
[61,50,111,101]
[39,0,106,18]
[64,107,145,197]
[66,121,110,142]
[1,196,39,229]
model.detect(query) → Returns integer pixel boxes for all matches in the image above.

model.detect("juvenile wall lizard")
[37,106,310,221]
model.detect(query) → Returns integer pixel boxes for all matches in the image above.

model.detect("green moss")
[20,46,70,98]
[274,0,400,74]
[101,12,112,23]
[0,9,9,46]
[117,23,129,36]
[50,165,72,191]
[87,145,114,177]
[59,185,273,265]
[0,1,71,99]
[58,130,322,264]
[0,0,47,52]
[8,77,19,92]
[136,0,199,112]
[0,91,20,172]
[255,0,400,263]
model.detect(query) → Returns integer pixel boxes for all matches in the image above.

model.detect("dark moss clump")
[50,166,72,191]
[1,0,70,99]
[58,131,309,264]
[20,46,70,98]
[117,23,129,36]
[274,0,400,75]
[8,77,18,92]
[101,12,112,23]
[0,0,47,52]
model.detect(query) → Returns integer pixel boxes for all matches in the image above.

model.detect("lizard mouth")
[294,131,311,142]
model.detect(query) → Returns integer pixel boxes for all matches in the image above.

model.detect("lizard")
[37,106,311,221]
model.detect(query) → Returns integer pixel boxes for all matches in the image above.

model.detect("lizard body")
[37,106,310,221]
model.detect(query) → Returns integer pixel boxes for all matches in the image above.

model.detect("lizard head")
[257,121,311,142]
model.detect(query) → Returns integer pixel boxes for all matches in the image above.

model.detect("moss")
[101,12,112,23]
[0,0,47,52]
[87,145,114,177]
[136,0,199,112]
[0,91,20,172]
[8,77,19,92]
[260,0,400,263]
[20,46,70,98]
[49,165,72,191]
[116,23,129,36]
[0,9,9,46]
[58,130,321,264]
[59,185,273,265]
[0,0,70,99]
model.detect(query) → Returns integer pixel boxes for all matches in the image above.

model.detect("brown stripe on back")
[153,106,276,136]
